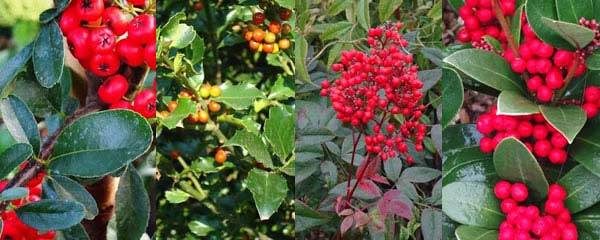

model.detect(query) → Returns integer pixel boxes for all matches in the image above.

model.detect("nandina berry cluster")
[503,19,585,102]
[582,85,600,118]
[477,107,569,164]
[0,170,54,239]
[494,181,578,240]
[59,0,156,118]
[456,0,516,44]
[321,23,426,164]
[241,6,292,54]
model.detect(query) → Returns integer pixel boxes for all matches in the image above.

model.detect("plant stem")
[345,131,362,197]
[491,0,519,56]
[176,156,207,200]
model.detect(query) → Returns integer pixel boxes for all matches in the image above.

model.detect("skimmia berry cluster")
[494,181,577,240]
[477,107,568,164]
[456,0,516,45]
[59,0,156,118]
[321,23,426,164]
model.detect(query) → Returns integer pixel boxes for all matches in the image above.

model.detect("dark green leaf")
[115,166,149,240]
[0,143,32,179]
[225,130,272,168]
[16,200,85,231]
[400,167,441,183]
[587,53,600,70]
[0,187,29,201]
[511,5,524,47]
[49,110,152,177]
[56,224,90,240]
[264,106,294,160]
[442,147,497,186]
[213,83,265,110]
[442,182,503,229]
[525,0,573,50]
[441,67,464,128]
[160,98,197,129]
[33,20,64,88]
[540,105,586,143]
[48,175,99,220]
[322,22,353,41]
[493,137,549,200]
[540,17,594,49]
[558,165,600,214]
[455,225,498,240]
[0,43,32,96]
[571,124,600,177]
[555,0,593,24]
[574,203,600,239]
[245,168,288,220]
[0,95,40,154]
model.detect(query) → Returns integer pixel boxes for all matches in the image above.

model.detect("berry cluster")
[477,107,569,164]
[59,0,156,118]
[241,5,292,54]
[456,0,516,44]
[494,181,578,240]
[321,24,426,164]
[0,171,54,240]
[504,19,585,102]
[582,85,600,118]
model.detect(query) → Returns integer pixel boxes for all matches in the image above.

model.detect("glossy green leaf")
[493,137,548,200]
[264,106,294,160]
[574,203,600,239]
[16,200,85,231]
[160,98,197,129]
[0,143,32,179]
[588,53,600,70]
[497,91,539,115]
[49,110,152,177]
[33,20,63,88]
[441,68,464,128]
[511,5,524,47]
[442,182,503,228]
[115,166,149,240]
[539,105,586,143]
[0,95,40,154]
[162,13,196,49]
[442,147,497,186]
[0,187,29,201]
[225,130,273,168]
[0,43,32,96]
[165,189,190,204]
[214,83,264,110]
[555,0,593,24]
[571,124,600,177]
[558,165,600,214]
[245,168,288,220]
[442,124,483,157]
[188,220,214,237]
[421,208,442,240]
[444,49,523,93]
[268,77,294,100]
[48,175,98,220]
[540,17,594,49]
[56,224,89,240]
[525,0,573,50]
[322,22,353,41]
[455,226,498,240]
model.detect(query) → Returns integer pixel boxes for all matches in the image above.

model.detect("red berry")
[98,75,129,104]
[133,89,156,118]
[511,58,526,73]
[584,86,600,102]
[252,12,265,25]
[517,121,533,137]
[109,100,132,109]
[582,102,598,118]
[67,27,92,60]
[527,75,543,91]
[536,59,552,74]
[533,140,552,157]
[495,181,512,199]
[144,42,156,70]
[476,9,493,23]
[532,124,548,140]
[510,183,529,202]
[536,43,554,58]
[464,16,480,30]
[89,27,116,53]
[480,137,495,153]
[545,68,564,90]
[459,6,473,18]
[548,184,567,201]
[536,86,553,102]
[456,28,471,42]
[465,0,479,7]
[550,132,567,148]
[116,38,144,67]
[501,198,518,214]
[575,61,587,77]
[479,0,492,8]
[127,0,146,6]
[102,7,130,36]
[553,50,574,68]
[561,223,578,240]
[544,199,564,215]
[59,7,80,34]
[73,0,104,21]
[500,0,515,16]
[89,52,120,77]
[548,148,567,164]
[128,14,156,44]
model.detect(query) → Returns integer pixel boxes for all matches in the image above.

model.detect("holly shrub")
[295,0,442,239]
[443,0,600,239]
[0,0,156,239]
[154,0,295,239]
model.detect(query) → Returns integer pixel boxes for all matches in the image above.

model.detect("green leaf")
[49,110,152,177]
[555,0,593,24]
[511,5,524,47]
[225,130,273,168]
[322,22,353,41]
[540,17,595,49]
[441,67,464,128]
[421,208,442,240]
[384,156,402,181]
[295,35,310,83]
[442,182,504,229]
[162,18,196,49]
[160,98,197,129]
[444,49,524,93]
[455,226,498,240]
[0,187,29,201]
[539,105,586,143]
[379,0,403,22]
[329,0,352,16]
[47,175,99,220]
[442,124,483,157]
[525,0,573,50]
[482,36,503,53]
[165,189,190,204]
[268,77,294,100]
[273,0,294,9]
[558,165,600,214]
[56,224,90,240]
[296,202,331,231]
[497,91,539,115]
[188,220,214,237]
[357,0,370,30]
[16,200,85,231]
[213,83,264,110]
[33,20,64,88]
[264,106,294,160]
[400,167,441,183]
[0,95,40,154]
[588,53,600,70]
[245,168,288,220]
[0,143,32,179]
[574,203,600,239]
[493,137,549,200]
[0,43,32,96]
[571,124,600,177]
[115,166,149,240]
[190,37,205,64]
[442,147,497,186]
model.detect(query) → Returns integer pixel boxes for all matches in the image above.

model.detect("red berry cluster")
[503,19,585,102]
[582,85,600,118]
[456,0,516,44]
[59,0,156,118]
[321,23,426,164]
[477,107,569,164]
[242,7,292,54]
[0,171,53,240]
[494,181,578,240]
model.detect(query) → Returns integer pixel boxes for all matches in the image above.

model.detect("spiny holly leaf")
[213,83,265,110]
[225,130,273,168]
[115,166,149,240]
[49,110,152,177]
[264,106,294,160]
[0,143,32,179]
[442,182,504,229]
[16,200,85,231]
[33,20,63,88]
[0,95,40,154]
[245,168,288,220]
[48,175,99,220]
